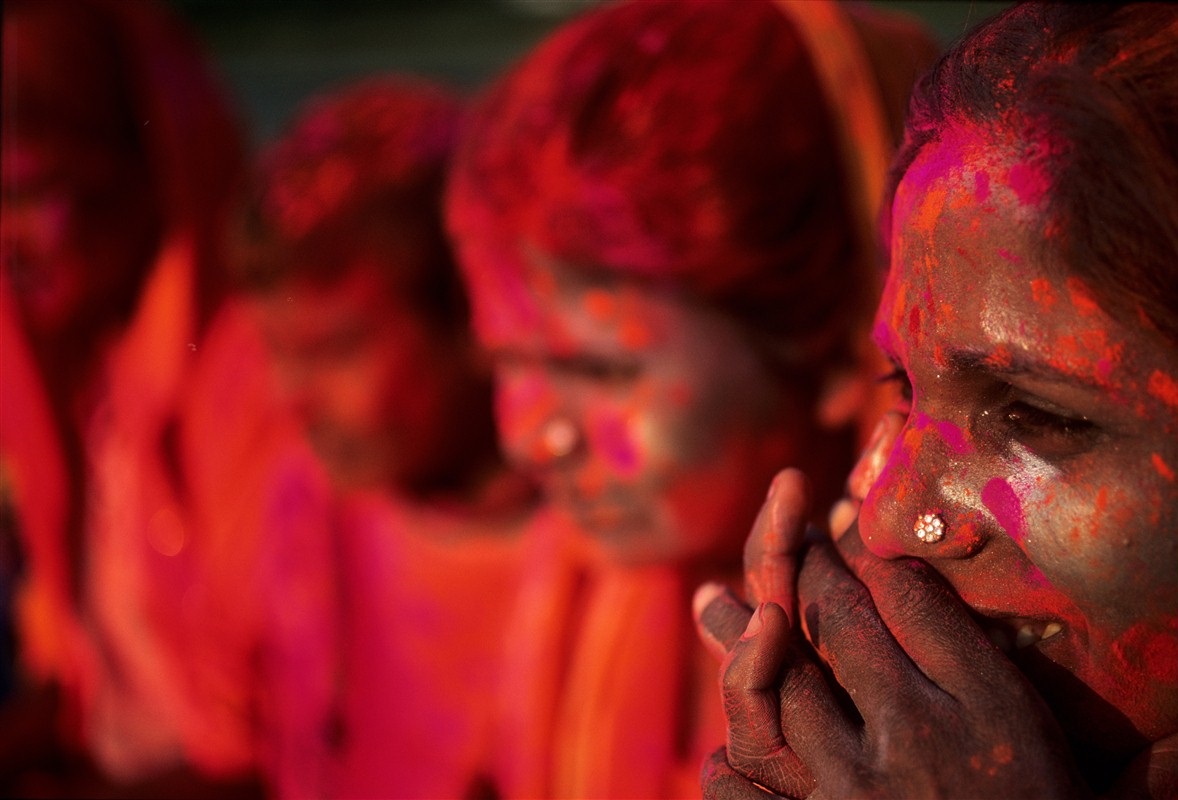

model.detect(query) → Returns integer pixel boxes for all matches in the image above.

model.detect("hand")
[711,518,1093,799]
[694,468,819,798]
[695,468,812,660]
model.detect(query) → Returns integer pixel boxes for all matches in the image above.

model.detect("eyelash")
[995,398,1098,457]
[878,363,913,408]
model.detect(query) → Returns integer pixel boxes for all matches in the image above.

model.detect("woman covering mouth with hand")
[696,3,1178,798]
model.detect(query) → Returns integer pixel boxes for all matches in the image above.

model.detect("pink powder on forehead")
[974,170,990,202]
[1005,161,1051,207]
[982,477,1026,542]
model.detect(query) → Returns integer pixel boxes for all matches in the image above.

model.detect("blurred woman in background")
[447,0,938,794]
[1,0,282,794]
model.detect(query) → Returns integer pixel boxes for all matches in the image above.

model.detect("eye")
[997,397,1100,460]
[558,354,641,385]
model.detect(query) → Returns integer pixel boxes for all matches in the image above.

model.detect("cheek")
[585,407,643,479]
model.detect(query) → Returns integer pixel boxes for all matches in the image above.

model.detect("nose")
[857,410,993,561]
[493,366,583,474]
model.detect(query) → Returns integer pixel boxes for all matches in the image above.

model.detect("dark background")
[171,0,1011,150]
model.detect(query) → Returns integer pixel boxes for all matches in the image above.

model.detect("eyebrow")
[942,348,1107,392]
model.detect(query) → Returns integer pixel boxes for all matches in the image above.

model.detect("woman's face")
[466,246,808,568]
[252,259,465,493]
[859,124,1178,757]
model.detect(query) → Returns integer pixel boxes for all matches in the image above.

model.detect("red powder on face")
[1114,621,1178,685]
[986,345,1013,369]
[1094,486,1109,513]
[1065,277,1101,317]
[1152,453,1176,482]
[908,306,921,339]
[619,319,651,349]
[584,289,617,321]
[982,477,1026,541]
[1148,369,1178,412]
[1030,279,1056,310]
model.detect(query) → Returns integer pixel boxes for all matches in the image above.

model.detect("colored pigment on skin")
[996,248,1021,264]
[1148,369,1178,412]
[986,344,1013,369]
[1005,162,1050,206]
[619,318,651,349]
[1030,278,1057,310]
[584,289,617,321]
[1114,622,1178,685]
[982,477,1025,541]
[593,413,640,476]
[935,420,972,455]
[1066,277,1101,317]
[974,170,990,201]
[1152,453,1176,481]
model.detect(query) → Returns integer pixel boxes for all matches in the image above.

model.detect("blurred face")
[1,8,158,341]
[251,259,460,492]
[859,124,1178,757]
[0,136,157,341]
[466,246,808,568]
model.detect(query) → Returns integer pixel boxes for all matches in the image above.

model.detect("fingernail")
[741,603,765,640]
[693,581,725,620]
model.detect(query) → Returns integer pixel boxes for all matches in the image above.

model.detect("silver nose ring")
[914,512,946,543]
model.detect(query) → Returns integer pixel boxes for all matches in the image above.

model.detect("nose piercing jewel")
[914,512,946,543]
[542,416,579,459]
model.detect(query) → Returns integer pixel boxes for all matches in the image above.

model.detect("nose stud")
[541,416,580,460]
[914,512,946,543]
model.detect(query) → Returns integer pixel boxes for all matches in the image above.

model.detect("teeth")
[1042,622,1063,641]
[1015,624,1038,649]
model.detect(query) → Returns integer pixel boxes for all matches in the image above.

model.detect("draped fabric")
[257,487,539,799]
[491,520,730,799]
[1,237,303,780]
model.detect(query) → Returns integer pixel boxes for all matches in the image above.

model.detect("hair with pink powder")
[448,0,935,375]
[886,2,1178,344]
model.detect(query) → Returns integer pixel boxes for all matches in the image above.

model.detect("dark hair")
[886,2,1178,343]
[233,78,469,330]
[448,0,937,372]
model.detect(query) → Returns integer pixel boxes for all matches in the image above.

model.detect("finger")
[827,498,858,541]
[722,603,833,798]
[695,582,754,660]
[835,524,1031,698]
[796,538,933,732]
[700,748,791,800]
[744,469,810,616]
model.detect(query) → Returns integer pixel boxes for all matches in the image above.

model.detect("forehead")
[466,243,674,354]
[880,126,1178,413]
[880,127,1053,347]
